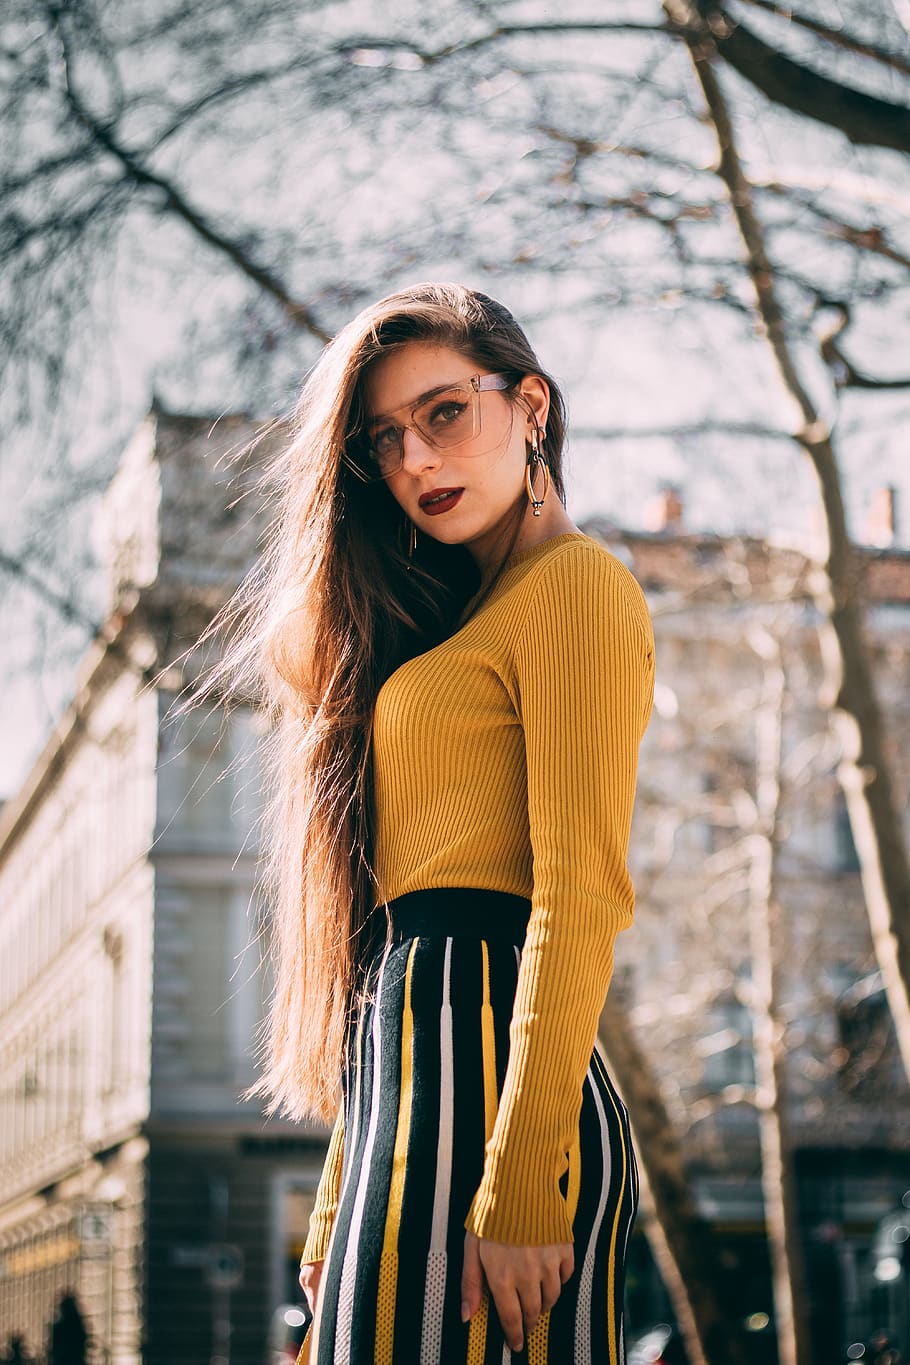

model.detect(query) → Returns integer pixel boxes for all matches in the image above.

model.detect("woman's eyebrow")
[367,378,462,424]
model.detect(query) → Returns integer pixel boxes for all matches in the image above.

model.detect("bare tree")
[663,0,910,1088]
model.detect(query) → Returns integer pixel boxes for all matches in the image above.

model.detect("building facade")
[1,417,908,1363]
[0,415,327,1363]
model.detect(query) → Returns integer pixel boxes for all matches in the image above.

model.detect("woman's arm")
[299,1104,345,1284]
[461,549,653,1346]
[466,547,654,1246]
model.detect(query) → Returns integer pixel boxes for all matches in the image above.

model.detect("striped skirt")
[309,889,637,1365]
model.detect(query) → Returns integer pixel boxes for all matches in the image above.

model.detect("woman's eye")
[427,400,467,428]
[370,426,399,456]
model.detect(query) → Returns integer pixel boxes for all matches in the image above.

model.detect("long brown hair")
[206,282,568,1121]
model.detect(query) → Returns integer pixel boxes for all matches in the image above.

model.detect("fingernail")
[461,1303,470,1323]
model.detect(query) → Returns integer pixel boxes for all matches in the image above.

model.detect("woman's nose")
[399,425,441,473]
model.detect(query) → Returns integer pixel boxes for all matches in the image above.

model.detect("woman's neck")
[465,501,578,577]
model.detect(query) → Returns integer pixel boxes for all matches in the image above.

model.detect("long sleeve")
[465,551,654,1244]
[301,1106,346,1263]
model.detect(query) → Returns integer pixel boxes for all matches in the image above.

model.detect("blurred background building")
[0,416,327,1363]
[0,415,908,1363]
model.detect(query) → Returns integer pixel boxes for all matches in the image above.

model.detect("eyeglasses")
[351,373,512,479]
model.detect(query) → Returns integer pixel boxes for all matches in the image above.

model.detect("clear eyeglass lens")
[413,387,477,447]
[368,385,480,472]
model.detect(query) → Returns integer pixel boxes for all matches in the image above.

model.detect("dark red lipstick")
[418,488,464,516]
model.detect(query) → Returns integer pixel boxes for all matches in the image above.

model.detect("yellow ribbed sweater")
[302,532,654,1258]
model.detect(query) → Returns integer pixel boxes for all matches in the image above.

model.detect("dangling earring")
[525,431,550,517]
[401,518,418,570]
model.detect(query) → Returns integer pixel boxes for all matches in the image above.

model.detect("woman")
[230,283,654,1363]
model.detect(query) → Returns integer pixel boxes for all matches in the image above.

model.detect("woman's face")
[362,341,549,565]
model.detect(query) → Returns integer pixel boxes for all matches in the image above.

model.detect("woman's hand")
[461,1231,574,1353]
[298,1259,323,1318]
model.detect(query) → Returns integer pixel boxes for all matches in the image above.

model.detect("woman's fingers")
[518,1280,543,1337]
[487,1279,525,1354]
[460,1232,485,1323]
[474,1238,574,1353]
[539,1260,563,1315]
[298,1260,323,1316]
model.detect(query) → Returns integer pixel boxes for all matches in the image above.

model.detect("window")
[702,997,756,1091]
[182,887,231,1079]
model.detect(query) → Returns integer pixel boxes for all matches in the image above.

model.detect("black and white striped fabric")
[308,891,637,1365]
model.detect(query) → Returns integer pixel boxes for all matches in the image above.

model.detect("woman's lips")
[418,488,464,516]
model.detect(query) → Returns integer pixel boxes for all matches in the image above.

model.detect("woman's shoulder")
[515,534,652,633]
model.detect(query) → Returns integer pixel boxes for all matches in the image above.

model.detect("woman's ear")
[518,374,550,434]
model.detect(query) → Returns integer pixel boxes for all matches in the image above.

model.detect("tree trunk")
[664,0,910,1090]
[599,997,750,1365]
[748,641,813,1365]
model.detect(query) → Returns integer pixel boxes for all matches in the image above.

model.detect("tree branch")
[349,20,670,64]
[0,546,102,637]
[817,304,910,390]
[49,15,330,342]
[673,1,910,154]
[762,194,910,275]
[0,191,124,261]
[572,420,790,441]
[751,167,910,217]
[736,0,910,77]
